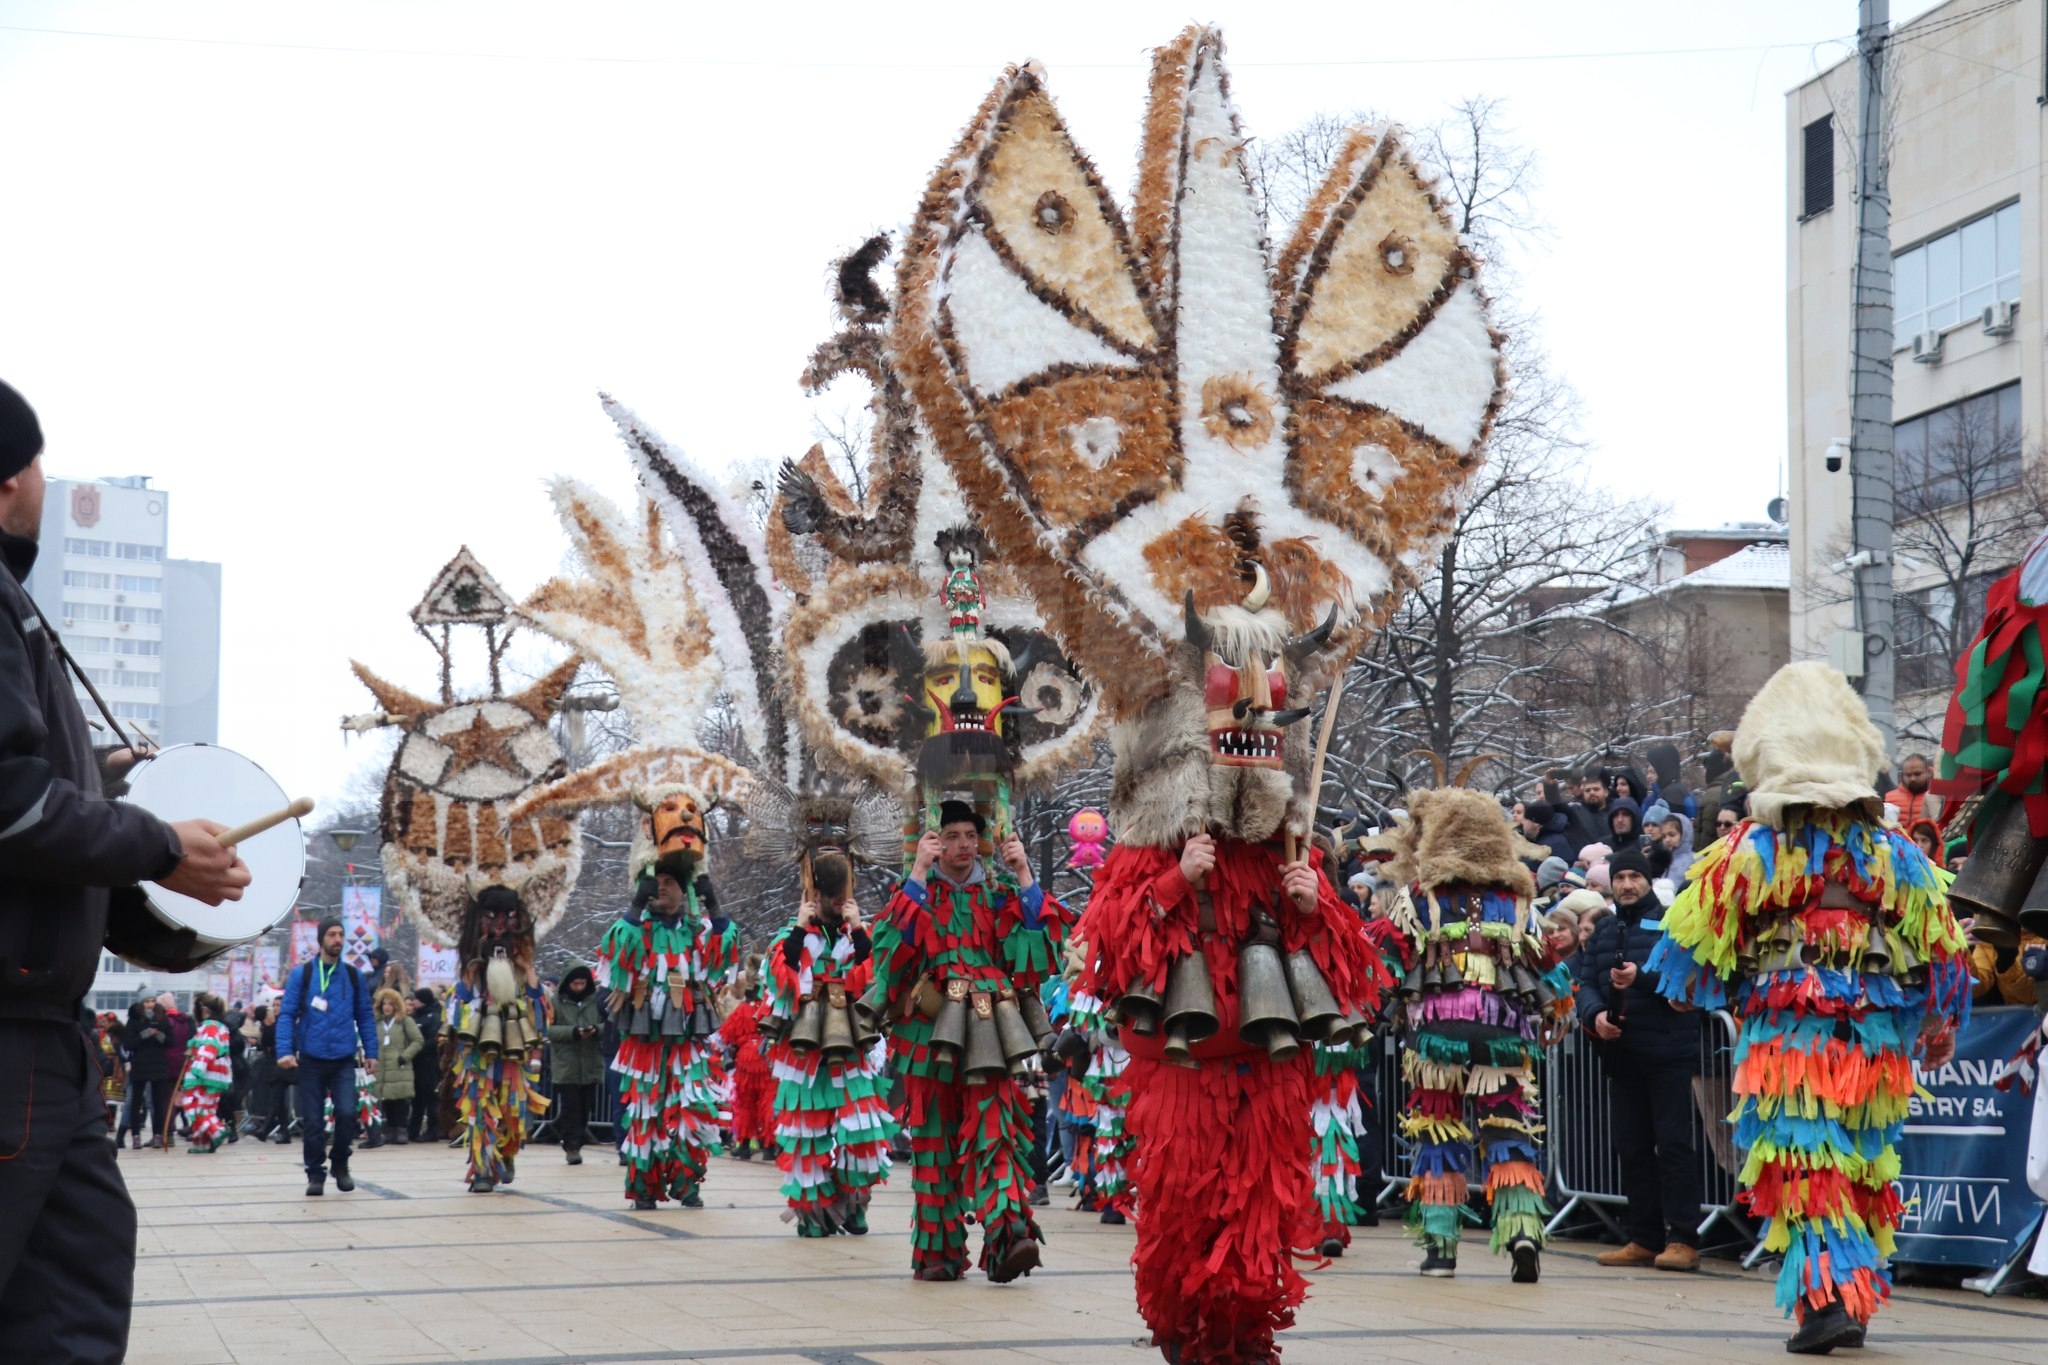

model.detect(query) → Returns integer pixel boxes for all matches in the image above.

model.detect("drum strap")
[19,593,139,751]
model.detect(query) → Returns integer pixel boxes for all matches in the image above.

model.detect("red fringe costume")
[721,997,777,1155]
[1083,841,1389,1365]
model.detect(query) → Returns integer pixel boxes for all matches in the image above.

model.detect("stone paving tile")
[121,1139,2042,1365]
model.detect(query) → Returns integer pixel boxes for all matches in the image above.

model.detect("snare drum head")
[125,744,306,944]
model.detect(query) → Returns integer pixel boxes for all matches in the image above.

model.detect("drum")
[103,744,308,973]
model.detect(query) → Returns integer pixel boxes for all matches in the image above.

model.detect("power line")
[0,22,1837,71]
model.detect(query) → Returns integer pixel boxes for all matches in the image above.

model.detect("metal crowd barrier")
[1371,1009,1758,1259]
[528,1056,620,1144]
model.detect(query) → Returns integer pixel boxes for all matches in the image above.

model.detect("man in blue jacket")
[277,917,378,1195]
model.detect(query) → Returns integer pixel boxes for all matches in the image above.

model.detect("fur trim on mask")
[1380,786,1539,897]
[1734,661,1886,828]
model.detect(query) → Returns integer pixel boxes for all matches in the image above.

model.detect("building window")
[64,601,111,621]
[68,635,110,653]
[109,669,159,688]
[1897,573,1999,694]
[113,575,160,594]
[113,606,164,626]
[1894,382,2022,510]
[112,638,162,656]
[63,537,111,557]
[1802,116,1834,218]
[1895,202,2021,348]
[62,571,109,589]
[115,543,163,562]
[111,702,160,723]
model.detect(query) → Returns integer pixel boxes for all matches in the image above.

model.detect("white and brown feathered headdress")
[892,26,1504,717]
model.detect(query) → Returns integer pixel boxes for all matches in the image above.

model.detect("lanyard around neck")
[317,959,336,995]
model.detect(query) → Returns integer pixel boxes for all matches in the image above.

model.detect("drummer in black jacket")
[1575,844,1705,1271]
[0,380,250,1365]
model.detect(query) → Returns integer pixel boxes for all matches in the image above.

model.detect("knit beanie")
[0,379,42,483]
[1609,844,1654,882]
[1536,856,1569,891]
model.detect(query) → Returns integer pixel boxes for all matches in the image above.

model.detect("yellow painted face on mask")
[923,645,1008,737]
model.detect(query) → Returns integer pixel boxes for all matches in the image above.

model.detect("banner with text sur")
[1893,1006,2045,1270]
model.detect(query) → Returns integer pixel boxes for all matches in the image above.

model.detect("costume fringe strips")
[1648,813,1970,1326]
[174,1020,234,1152]
[768,923,897,1235]
[1071,990,1136,1217]
[721,998,778,1152]
[1309,1032,1370,1245]
[598,895,739,1205]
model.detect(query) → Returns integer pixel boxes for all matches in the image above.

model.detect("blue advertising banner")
[1893,1006,2045,1270]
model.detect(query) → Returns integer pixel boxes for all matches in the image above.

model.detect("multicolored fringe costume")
[1084,841,1389,1365]
[767,917,897,1235]
[870,866,1069,1280]
[1068,986,1134,1218]
[450,979,549,1189]
[1307,1029,1371,1251]
[1383,879,1576,1269]
[1649,811,1970,1328]
[174,1019,233,1152]
[323,1066,383,1135]
[598,890,739,1206]
[721,996,777,1157]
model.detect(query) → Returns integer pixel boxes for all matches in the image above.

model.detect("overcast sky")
[0,0,1944,805]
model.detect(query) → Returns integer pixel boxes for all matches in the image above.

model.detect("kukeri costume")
[721,986,778,1160]
[886,26,1503,1362]
[1650,663,1970,1353]
[342,552,581,1194]
[174,1008,233,1154]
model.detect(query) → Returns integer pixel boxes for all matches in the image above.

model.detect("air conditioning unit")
[1910,329,1944,364]
[62,618,73,627]
[118,622,131,632]
[114,593,126,604]
[1983,299,2018,336]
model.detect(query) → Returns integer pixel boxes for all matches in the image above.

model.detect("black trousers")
[124,1076,171,1139]
[295,1054,357,1180]
[555,1082,594,1150]
[0,1019,136,1364]
[380,1097,411,1134]
[409,1055,438,1140]
[1606,1049,1704,1250]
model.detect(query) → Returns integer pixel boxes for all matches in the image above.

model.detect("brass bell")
[501,1012,528,1060]
[1237,920,1301,1062]
[1894,936,1927,986]
[454,1002,479,1043]
[1282,948,1343,1042]
[759,1010,787,1041]
[929,979,971,1056]
[1507,961,1540,1005]
[477,1010,503,1058]
[964,993,1008,1080]
[852,992,883,1052]
[1422,943,1451,993]
[1015,987,1056,1048]
[1530,969,1557,1010]
[1161,951,1220,1063]
[821,985,858,1063]
[659,999,691,1038]
[1948,797,2046,950]
[789,996,827,1053]
[692,1001,719,1039]
[1860,922,1892,976]
[2019,853,2048,939]
[993,993,1039,1071]
[1118,976,1165,1036]
[1395,958,1423,1000]
[855,979,890,1035]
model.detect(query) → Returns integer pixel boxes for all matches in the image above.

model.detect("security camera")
[1824,437,1850,474]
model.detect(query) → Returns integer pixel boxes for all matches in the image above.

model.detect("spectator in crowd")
[243,1003,284,1140]
[1534,857,1571,912]
[1643,743,1695,821]
[276,917,379,1196]
[1709,806,1740,844]
[1908,818,1945,869]
[1575,841,1611,872]
[1577,846,1703,1274]
[156,992,193,1137]
[1543,908,1581,964]
[1605,796,1646,854]
[124,1000,172,1150]
[1519,802,1575,863]
[547,964,605,1165]
[1655,812,1695,888]
[1694,750,1739,849]
[97,1015,127,1147]
[1609,766,1650,807]
[1575,899,1613,949]
[1566,773,1613,854]
[1885,754,1941,830]
[1585,861,1611,896]
[368,988,424,1147]
[406,988,443,1143]
[1970,934,2042,1007]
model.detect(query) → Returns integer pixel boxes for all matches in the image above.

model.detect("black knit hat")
[316,915,343,941]
[937,799,985,833]
[1608,845,1654,883]
[0,379,43,483]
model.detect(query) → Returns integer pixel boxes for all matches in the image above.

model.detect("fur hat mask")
[1733,662,1886,829]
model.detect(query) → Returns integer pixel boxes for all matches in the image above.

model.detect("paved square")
[125,1139,2040,1364]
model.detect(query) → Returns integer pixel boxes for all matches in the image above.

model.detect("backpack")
[287,958,360,1052]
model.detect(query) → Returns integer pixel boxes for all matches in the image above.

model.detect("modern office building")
[21,475,221,748]
[1785,0,2042,748]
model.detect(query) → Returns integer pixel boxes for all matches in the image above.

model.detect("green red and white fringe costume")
[721,997,777,1156]
[1649,813,1970,1329]
[870,864,1069,1279]
[1067,986,1134,1217]
[322,1068,382,1134]
[1081,840,1388,1365]
[1307,1029,1371,1249]
[767,918,897,1235]
[597,893,739,1206]
[451,980,548,1187]
[1384,885,1576,1265]
[174,1019,233,1152]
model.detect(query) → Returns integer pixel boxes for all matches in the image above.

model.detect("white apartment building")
[1785,0,2042,748]
[21,475,221,749]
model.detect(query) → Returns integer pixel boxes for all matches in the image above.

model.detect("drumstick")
[1286,677,1348,865]
[215,798,315,850]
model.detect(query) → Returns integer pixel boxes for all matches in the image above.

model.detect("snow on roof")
[1567,541,1789,618]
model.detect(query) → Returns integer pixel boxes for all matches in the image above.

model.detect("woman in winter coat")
[408,988,443,1142]
[124,1000,174,1148]
[545,964,607,1164]
[369,988,425,1146]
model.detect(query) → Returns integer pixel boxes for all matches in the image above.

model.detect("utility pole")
[1848,0,1897,754]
